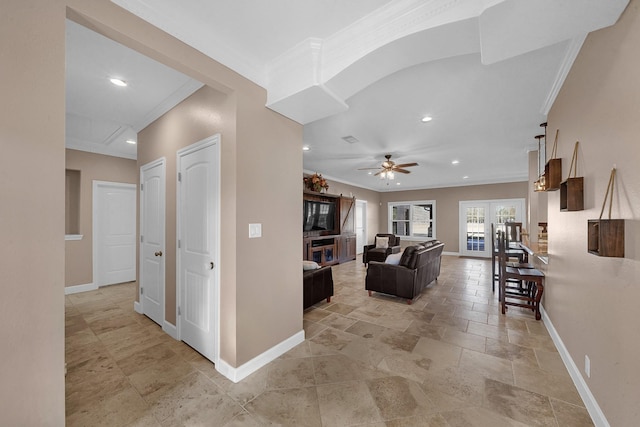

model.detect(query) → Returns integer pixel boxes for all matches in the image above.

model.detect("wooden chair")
[491,224,531,292]
[497,232,545,320]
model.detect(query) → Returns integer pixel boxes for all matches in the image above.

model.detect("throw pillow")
[385,252,402,265]
[375,236,389,249]
[303,260,320,271]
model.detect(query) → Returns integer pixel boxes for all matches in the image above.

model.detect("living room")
[3,1,639,426]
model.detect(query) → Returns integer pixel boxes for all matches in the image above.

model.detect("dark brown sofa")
[365,240,444,304]
[303,266,334,309]
[363,234,401,264]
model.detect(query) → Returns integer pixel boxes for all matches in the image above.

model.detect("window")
[388,201,436,240]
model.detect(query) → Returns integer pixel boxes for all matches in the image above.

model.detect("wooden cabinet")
[338,233,356,263]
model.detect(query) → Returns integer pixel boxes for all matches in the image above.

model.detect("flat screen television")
[303,199,336,232]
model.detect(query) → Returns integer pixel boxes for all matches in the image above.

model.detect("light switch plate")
[249,223,262,238]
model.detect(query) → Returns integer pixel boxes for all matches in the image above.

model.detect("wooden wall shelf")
[544,158,562,191]
[560,177,584,211]
[588,219,625,257]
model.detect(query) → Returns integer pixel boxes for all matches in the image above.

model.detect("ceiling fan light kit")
[359,154,418,183]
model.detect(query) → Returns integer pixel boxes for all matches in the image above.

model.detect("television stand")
[307,237,338,266]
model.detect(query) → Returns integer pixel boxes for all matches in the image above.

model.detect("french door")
[459,199,525,258]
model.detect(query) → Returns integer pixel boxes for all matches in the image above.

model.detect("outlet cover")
[585,355,591,378]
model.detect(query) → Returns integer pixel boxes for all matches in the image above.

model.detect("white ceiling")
[69,0,628,189]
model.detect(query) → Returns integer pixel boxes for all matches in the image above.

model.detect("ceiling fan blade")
[394,168,411,174]
[373,170,384,176]
[394,162,418,168]
[357,167,382,170]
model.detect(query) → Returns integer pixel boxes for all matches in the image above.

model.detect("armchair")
[363,234,401,264]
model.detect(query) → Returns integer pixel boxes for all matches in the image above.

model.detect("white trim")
[443,251,460,257]
[134,300,142,314]
[65,234,83,241]
[215,330,306,383]
[176,135,221,365]
[540,34,587,115]
[64,283,97,295]
[139,158,167,327]
[163,321,179,340]
[388,200,436,240]
[540,305,609,427]
[93,181,137,288]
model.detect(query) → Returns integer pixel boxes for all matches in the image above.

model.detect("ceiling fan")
[358,154,418,179]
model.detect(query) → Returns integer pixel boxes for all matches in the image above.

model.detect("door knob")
[155,251,163,257]
[209,262,215,270]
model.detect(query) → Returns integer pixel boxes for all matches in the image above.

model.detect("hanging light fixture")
[533,122,547,192]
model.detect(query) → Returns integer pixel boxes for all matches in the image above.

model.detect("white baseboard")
[540,305,609,427]
[216,330,305,383]
[163,321,179,340]
[64,282,97,295]
[443,251,460,257]
[134,301,142,314]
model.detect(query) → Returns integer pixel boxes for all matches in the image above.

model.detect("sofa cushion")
[385,252,402,265]
[399,246,417,267]
[375,236,389,249]
[303,260,320,270]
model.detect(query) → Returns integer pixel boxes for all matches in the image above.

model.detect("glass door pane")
[459,202,490,257]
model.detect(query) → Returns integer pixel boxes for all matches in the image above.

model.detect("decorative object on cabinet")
[544,128,562,191]
[560,141,584,211]
[304,172,329,193]
[588,167,624,257]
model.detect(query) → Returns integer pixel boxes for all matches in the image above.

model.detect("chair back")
[376,233,399,246]
[504,222,523,244]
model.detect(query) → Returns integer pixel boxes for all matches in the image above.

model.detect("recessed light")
[451,160,460,165]
[463,175,469,179]
[368,172,372,175]
[396,182,401,185]
[110,78,127,87]
[421,116,432,123]
[126,139,136,145]
[302,146,310,151]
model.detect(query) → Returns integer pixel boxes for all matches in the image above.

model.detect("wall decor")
[560,141,584,211]
[588,167,624,257]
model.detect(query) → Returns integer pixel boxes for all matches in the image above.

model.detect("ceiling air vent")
[341,135,359,144]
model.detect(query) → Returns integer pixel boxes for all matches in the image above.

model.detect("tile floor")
[65,255,593,426]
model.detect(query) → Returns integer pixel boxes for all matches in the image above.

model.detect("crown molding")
[540,34,587,115]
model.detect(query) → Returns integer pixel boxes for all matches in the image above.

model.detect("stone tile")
[550,399,595,427]
[377,353,434,382]
[326,302,357,315]
[316,380,383,426]
[303,308,332,322]
[223,411,264,427]
[151,371,243,425]
[366,376,437,420]
[279,341,313,359]
[430,314,469,332]
[404,320,446,340]
[453,307,489,324]
[346,320,388,339]
[485,338,538,366]
[482,378,557,426]
[313,353,375,385]
[441,329,486,353]
[266,357,315,389]
[303,319,328,339]
[534,349,570,377]
[412,337,462,370]
[512,363,583,406]
[115,343,178,376]
[459,349,514,385]
[310,328,354,353]
[420,365,487,406]
[375,328,421,353]
[244,387,322,426]
[318,312,358,331]
[441,406,530,426]
[385,413,450,427]
[66,386,152,427]
[467,321,509,341]
[127,354,195,402]
[507,330,558,352]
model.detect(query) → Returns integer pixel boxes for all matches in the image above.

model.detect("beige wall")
[527,150,548,243]
[545,2,640,425]
[65,149,137,287]
[0,0,66,424]
[136,76,302,366]
[379,182,528,252]
[322,180,382,247]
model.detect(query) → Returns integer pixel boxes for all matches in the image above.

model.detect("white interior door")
[177,135,219,363]
[93,181,136,287]
[355,200,367,254]
[140,159,166,326]
[459,199,525,258]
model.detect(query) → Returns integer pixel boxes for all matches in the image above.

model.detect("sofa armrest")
[365,261,417,299]
[389,245,401,254]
